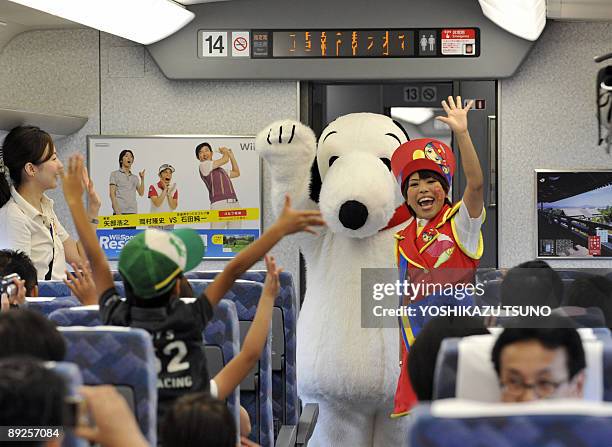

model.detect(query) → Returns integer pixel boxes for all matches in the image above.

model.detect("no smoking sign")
[231,31,250,57]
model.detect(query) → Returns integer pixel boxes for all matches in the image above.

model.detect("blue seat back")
[51,300,244,434]
[203,299,241,430]
[38,281,72,297]
[237,271,299,430]
[186,270,299,431]
[409,400,612,447]
[38,281,125,298]
[59,327,157,445]
[49,306,102,326]
[47,361,83,394]
[188,278,274,446]
[26,296,81,316]
[45,361,87,447]
[224,281,274,447]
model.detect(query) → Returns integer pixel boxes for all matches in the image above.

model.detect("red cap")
[391,139,455,193]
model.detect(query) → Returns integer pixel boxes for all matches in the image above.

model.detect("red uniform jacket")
[391,201,483,417]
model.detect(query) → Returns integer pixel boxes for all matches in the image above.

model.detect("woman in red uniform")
[390,96,485,416]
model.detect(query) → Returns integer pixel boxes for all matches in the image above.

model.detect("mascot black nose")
[339,200,369,230]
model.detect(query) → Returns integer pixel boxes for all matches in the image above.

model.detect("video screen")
[536,170,612,258]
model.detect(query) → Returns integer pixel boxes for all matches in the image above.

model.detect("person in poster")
[195,142,242,229]
[148,163,178,230]
[109,149,145,216]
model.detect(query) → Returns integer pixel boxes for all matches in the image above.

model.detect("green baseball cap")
[118,228,204,299]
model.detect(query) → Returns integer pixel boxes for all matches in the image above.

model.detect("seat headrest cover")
[429,398,612,418]
[455,332,603,401]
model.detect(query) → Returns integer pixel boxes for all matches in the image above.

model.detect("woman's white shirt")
[0,186,69,280]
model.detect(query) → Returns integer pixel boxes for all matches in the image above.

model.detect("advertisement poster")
[536,170,612,258]
[88,135,261,259]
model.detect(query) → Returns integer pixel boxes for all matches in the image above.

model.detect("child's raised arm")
[212,255,280,400]
[435,96,484,218]
[204,195,324,306]
[62,154,114,298]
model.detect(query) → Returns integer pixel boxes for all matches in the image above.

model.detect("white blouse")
[0,187,69,280]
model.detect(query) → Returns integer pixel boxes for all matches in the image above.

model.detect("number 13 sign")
[201,31,228,57]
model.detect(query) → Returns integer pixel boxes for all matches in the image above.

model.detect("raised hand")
[86,177,101,217]
[139,169,145,179]
[64,261,98,305]
[81,164,91,190]
[435,96,473,134]
[276,195,325,236]
[62,154,86,205]
[262,255,282,300]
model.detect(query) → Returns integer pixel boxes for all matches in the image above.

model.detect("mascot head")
[311,113,409,238]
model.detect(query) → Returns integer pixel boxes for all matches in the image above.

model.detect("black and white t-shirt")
[99,288,213,412]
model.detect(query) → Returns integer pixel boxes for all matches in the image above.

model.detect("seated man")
[491,327,586,402]
[0,249,37,296]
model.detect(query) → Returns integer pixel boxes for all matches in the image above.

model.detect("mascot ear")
[309,159,322,203]
[392,119,410,142]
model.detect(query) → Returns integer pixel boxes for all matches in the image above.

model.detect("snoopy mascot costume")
[256,113,412,446]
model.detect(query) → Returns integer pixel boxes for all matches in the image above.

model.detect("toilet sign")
[441,28,477,56]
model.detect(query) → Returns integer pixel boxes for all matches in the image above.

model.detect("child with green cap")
[61,153,325,423]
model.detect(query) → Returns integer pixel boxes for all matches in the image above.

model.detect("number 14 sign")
[201,31,228,57]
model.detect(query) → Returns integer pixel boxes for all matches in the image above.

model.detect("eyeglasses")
[500,377,568,399]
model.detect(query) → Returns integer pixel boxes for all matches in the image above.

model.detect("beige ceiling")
[0,0,228,52]
[0,1,80,27]
[0,0,235,29]
[175,0,231,4]
[0,1,81,55]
